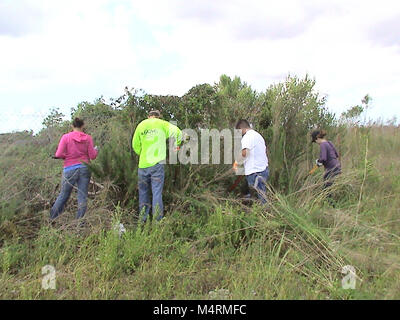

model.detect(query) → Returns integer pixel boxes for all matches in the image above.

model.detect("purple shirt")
[319,141,341,171]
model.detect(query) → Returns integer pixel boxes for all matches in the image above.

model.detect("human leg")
[138,167,151,222]
[76,166,91,219]
[150,163,165,221]
[50,169,78,220]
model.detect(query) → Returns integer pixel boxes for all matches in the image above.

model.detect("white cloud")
[1,0,400,133]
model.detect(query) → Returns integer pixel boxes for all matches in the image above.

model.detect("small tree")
[42,108,64,129]
[258,75,337,192]
[340,94,371,126]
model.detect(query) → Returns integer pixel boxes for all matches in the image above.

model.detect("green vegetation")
[0,75,399,299]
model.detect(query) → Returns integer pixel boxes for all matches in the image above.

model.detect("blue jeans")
[50,166,91,220]
[138,163,165,222]
[246,167,269,204]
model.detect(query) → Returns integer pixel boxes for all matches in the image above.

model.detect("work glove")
[94,146,99,151]
[315,159,323,167]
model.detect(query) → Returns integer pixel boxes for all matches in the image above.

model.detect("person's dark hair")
[311,129,327,142]
[148,110,161,118]
[72,117,84,128]
[235,119,250,130]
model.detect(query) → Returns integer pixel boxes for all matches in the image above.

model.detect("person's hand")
[232,161,238,173]
[174,146,180,152]
[315,159,323,167]
[94,146,99,151]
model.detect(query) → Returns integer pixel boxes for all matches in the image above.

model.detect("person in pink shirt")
[50,118,98,221]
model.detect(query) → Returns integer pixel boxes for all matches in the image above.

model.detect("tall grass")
[0,82,399,299]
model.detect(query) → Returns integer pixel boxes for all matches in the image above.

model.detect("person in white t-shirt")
[235,119,269,203]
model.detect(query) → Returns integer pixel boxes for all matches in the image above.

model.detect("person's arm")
[165,121,182,148]
[132,125,142,155]
[241,133,253,159]
[55,135,67,159]
[233,134,251,171]
[87,135,98,160]
[319,143,328,165]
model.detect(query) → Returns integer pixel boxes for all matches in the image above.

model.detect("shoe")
[77,219,87,229]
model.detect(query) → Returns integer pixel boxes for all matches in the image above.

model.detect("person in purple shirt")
[311,129,341,189]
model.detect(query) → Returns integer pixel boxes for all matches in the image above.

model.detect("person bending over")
[311,129,342,190]
[235,119,269,203]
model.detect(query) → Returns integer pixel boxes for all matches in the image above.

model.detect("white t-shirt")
[241,129,268,175]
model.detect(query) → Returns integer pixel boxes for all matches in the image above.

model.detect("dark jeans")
[323,166,341,189]
[50,166,91,220]
[245,167,269,204]
[138,163,165,222]
[323,166,341,207]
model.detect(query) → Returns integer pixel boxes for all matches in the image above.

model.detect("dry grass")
[1,125,400,299]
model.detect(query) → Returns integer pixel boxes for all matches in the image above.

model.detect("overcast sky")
[1,0,399,133]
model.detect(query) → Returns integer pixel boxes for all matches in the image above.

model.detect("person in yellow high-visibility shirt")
[132,110,182,222]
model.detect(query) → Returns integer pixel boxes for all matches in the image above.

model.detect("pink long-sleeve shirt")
[55,131,98,168]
